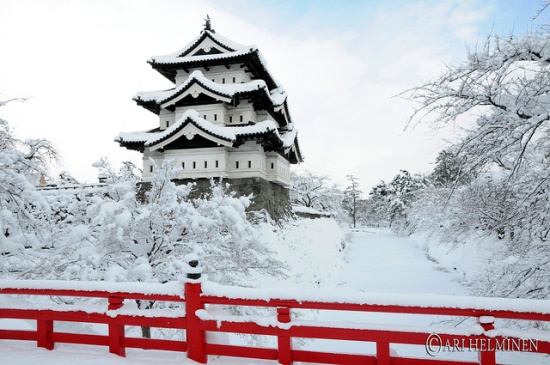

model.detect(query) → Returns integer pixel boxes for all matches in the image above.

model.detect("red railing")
[1,259,550,365]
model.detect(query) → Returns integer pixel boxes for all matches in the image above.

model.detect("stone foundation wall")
[173,177,291,221]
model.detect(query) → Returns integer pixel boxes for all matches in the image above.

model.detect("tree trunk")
[141,326,151,338]
[136,299,153,338]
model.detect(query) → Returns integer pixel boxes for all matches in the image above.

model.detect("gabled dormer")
[182,32,241,57]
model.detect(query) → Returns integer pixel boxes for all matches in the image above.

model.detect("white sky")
[0,0,545,193]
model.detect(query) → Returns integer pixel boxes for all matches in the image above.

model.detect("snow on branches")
[401,32,550,300]
[403,33,550,176]
[31,159,286,287]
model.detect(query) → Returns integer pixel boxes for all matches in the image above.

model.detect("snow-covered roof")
[151,48,257,66]
[116,110,301,159]
[134,70,286,110]
[161,30,249,59]
[147,30,280,90]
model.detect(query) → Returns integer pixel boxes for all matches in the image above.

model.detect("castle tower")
[116,20,303,218]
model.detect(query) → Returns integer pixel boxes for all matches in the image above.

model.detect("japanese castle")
[116,19,303,218]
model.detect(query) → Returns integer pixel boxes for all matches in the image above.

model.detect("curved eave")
[149,50,278,90]
[290,138,304,164]
[134,81,232,115]
[235,128,277,143]
[135,82,286,121]
[117,140,146,152]
[147,117,234,151]
[134,99,161,114]
[281,101,293,126]
[158,79,233,111]
[236,88,282,113]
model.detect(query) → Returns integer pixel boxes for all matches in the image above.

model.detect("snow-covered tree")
[430,149,474,188]
[58,171,80,185]
[290,170,332,209]
[403,31,550,299]
[403,33,550,178]
[386,170,429,234]
[364,181,391,227]
[0,98,56,260]
[290,170,346,220]
[342,175,362,228]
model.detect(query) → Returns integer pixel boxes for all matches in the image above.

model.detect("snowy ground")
[1,227,548,364]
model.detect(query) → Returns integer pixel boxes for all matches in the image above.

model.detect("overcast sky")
[0,0,546,193]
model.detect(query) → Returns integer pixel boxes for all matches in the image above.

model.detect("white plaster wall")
[175,65,250,86]
[141,143,290,187]
[159,109,176,129]
[256,110,279,127]
[169,147,228,180]
[175,104,226,125]
[225,101,257,125]
[226,142,267,180]
[266,152,291,186]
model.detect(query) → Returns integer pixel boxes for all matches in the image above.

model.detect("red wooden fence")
[1,259,550,365]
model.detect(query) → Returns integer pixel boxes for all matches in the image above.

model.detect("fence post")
[184,255,207,364]
[37,318,54,350]
[478,316,496,365]
[376,342,391,365]
[108,296,126,357]
[277,306,292,365]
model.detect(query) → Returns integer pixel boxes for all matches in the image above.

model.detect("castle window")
[215,160,219,168]
[166,121,169,128]
[182,162,185,169]
[222,78,225,84]
[204,161,208,168]
[248,161,251,168]
[203,114,207,120]
[193,161,196,169]
[271,163,274,169]
[232,77,236,83]
[236,161,239,169]
[150,166,153,173]
[240,115,243,122]
[214,114,217,121]
[229,116,232,123]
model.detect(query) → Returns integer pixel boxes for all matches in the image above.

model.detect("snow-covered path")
[299,228,472,362]
[338,228,467,295]
[302,228,547,365]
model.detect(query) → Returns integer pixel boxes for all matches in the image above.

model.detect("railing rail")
[1,258,549,365]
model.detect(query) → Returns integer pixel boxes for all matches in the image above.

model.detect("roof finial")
[203,14,215,33]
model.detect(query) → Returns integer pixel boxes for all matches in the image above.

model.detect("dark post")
[187,258,201,280]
